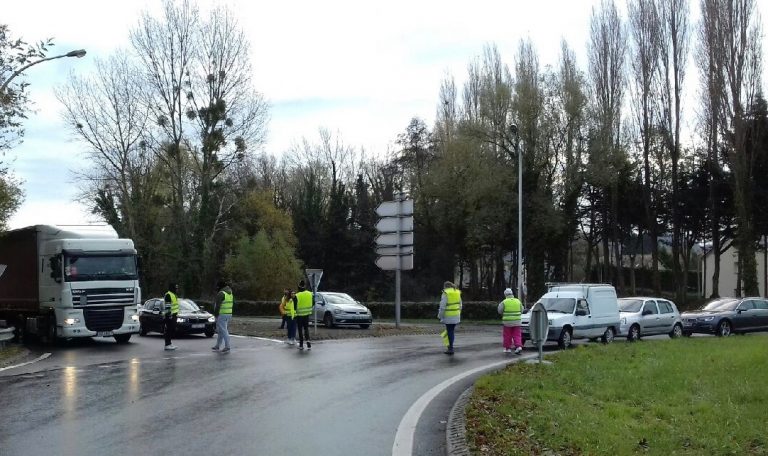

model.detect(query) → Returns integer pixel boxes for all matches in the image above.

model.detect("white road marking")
[392,354,536,456]
[230,334,285,344]
[0,352,52,373]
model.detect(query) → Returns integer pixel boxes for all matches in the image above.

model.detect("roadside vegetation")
[0,344,26,367]
[466,337,768,455]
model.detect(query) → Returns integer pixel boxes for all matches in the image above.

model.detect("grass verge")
[466,336,768,455]
[0,345,28,368]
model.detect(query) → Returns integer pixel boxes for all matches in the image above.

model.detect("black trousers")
[296,315,310,346]
[164,314,177,346]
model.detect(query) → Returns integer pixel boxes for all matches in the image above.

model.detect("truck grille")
[83,307,125,331]
[72,288,135,307]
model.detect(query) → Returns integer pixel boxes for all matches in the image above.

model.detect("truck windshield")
[539,297,576,313]
[64,254,138,282]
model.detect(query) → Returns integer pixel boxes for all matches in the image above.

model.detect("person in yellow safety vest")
[438,281,462,355]
[498,288,523,354]
[294,281,314,351]
[212,280,234,353]
[284,289,297,345]
[163,282,180,351]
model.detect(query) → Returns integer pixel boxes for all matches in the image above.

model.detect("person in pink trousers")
[498,288,524,354]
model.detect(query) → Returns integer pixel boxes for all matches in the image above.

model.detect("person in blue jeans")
[438,281,462,355]
[212,280,234,353]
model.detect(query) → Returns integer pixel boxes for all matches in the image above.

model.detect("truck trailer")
[0,225,141,343]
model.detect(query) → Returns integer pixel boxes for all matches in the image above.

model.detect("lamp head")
[66,49,87,58]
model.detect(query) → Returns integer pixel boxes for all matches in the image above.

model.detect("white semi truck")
[0,225,141,343]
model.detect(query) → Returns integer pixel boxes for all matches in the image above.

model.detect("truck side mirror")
[49,255,62,283]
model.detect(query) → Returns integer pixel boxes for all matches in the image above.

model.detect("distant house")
[700,244,768,298]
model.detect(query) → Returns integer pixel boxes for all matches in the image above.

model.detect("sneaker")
[298,345,304,350]
[514,347,523,355]
[307,342,312,350]
[444,349,454,355]
[503,348,512,353]
[164,344,177,351]
[221,347,231,353]
[212,346,220,351]
[290,339,296,345]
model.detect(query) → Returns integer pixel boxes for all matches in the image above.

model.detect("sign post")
[375,193,414,328]
[305,268,323,335]
[528,302,550,364]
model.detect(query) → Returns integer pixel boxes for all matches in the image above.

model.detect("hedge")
[194,300,502,320]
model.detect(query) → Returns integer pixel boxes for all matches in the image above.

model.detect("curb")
[446,385,473,456]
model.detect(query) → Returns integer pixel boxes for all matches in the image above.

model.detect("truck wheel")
[601,327,615,344]
[114,334,132,344]
[45,315,59,346]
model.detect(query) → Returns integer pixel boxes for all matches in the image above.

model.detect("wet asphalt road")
[0,327,529,456]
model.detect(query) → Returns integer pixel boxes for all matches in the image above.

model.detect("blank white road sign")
[376,199,414,217]
[375,254,414,270]
[375,232,414,246]
[376,216,413,233]
[376,245,414,256]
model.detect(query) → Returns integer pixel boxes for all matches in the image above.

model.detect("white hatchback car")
[618,297,684,341]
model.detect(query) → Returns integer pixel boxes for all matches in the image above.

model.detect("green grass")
[466,336,768,456]
[0,345,25,366]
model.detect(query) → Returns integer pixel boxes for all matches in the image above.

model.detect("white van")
[521,283,620,349]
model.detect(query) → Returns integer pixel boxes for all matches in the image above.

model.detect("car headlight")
[64,318,80,325]
[131,314,140,321]
[333,309,342,315]
[208,316,215,322]
[620,317,627,325]
[702,316,715,322]
[177,318,186,323]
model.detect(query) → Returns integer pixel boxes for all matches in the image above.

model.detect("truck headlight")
[131,314,140,322]
[64,318,80,325]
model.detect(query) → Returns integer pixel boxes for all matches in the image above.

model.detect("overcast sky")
[3,0,767,230]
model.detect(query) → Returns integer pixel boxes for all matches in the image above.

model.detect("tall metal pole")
[518,140,523,304]
[395,193,402,329]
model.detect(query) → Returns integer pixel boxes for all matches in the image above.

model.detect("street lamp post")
[0,49,87,93]
[510,124,523,303]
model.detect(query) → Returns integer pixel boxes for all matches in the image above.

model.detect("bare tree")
[588,0,627,291]
[699,0,763,296]
[629,0,663,294]
[658,0,690,302]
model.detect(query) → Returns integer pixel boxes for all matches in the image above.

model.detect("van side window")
[576,299,589,314]
[643,302,658,315]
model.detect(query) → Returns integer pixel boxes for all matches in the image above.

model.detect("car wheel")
[716,320,731,337]
[669,323,683,339]
[204,329,215,338]
[628,324,640,342]
[557,328,572,349]
[601,327,615,344]
[114,334,131,344]
[323,312,335,328]
[359,324,370,329]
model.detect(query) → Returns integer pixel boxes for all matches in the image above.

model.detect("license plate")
[192,324,205,329]
[97,331,113,337]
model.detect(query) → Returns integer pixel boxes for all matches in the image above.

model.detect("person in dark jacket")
[211,280,234,353]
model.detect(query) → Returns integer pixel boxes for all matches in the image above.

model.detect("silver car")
[313,292,373,329]
[618,297,684,341]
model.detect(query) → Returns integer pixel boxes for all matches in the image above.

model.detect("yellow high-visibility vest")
[296,290,313,316]
[502,297,522,322]
[165,291,179,315]
[444,288,461,317]
[220,291,234,315]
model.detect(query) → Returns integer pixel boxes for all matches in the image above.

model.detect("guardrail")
[0,326,15,347]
